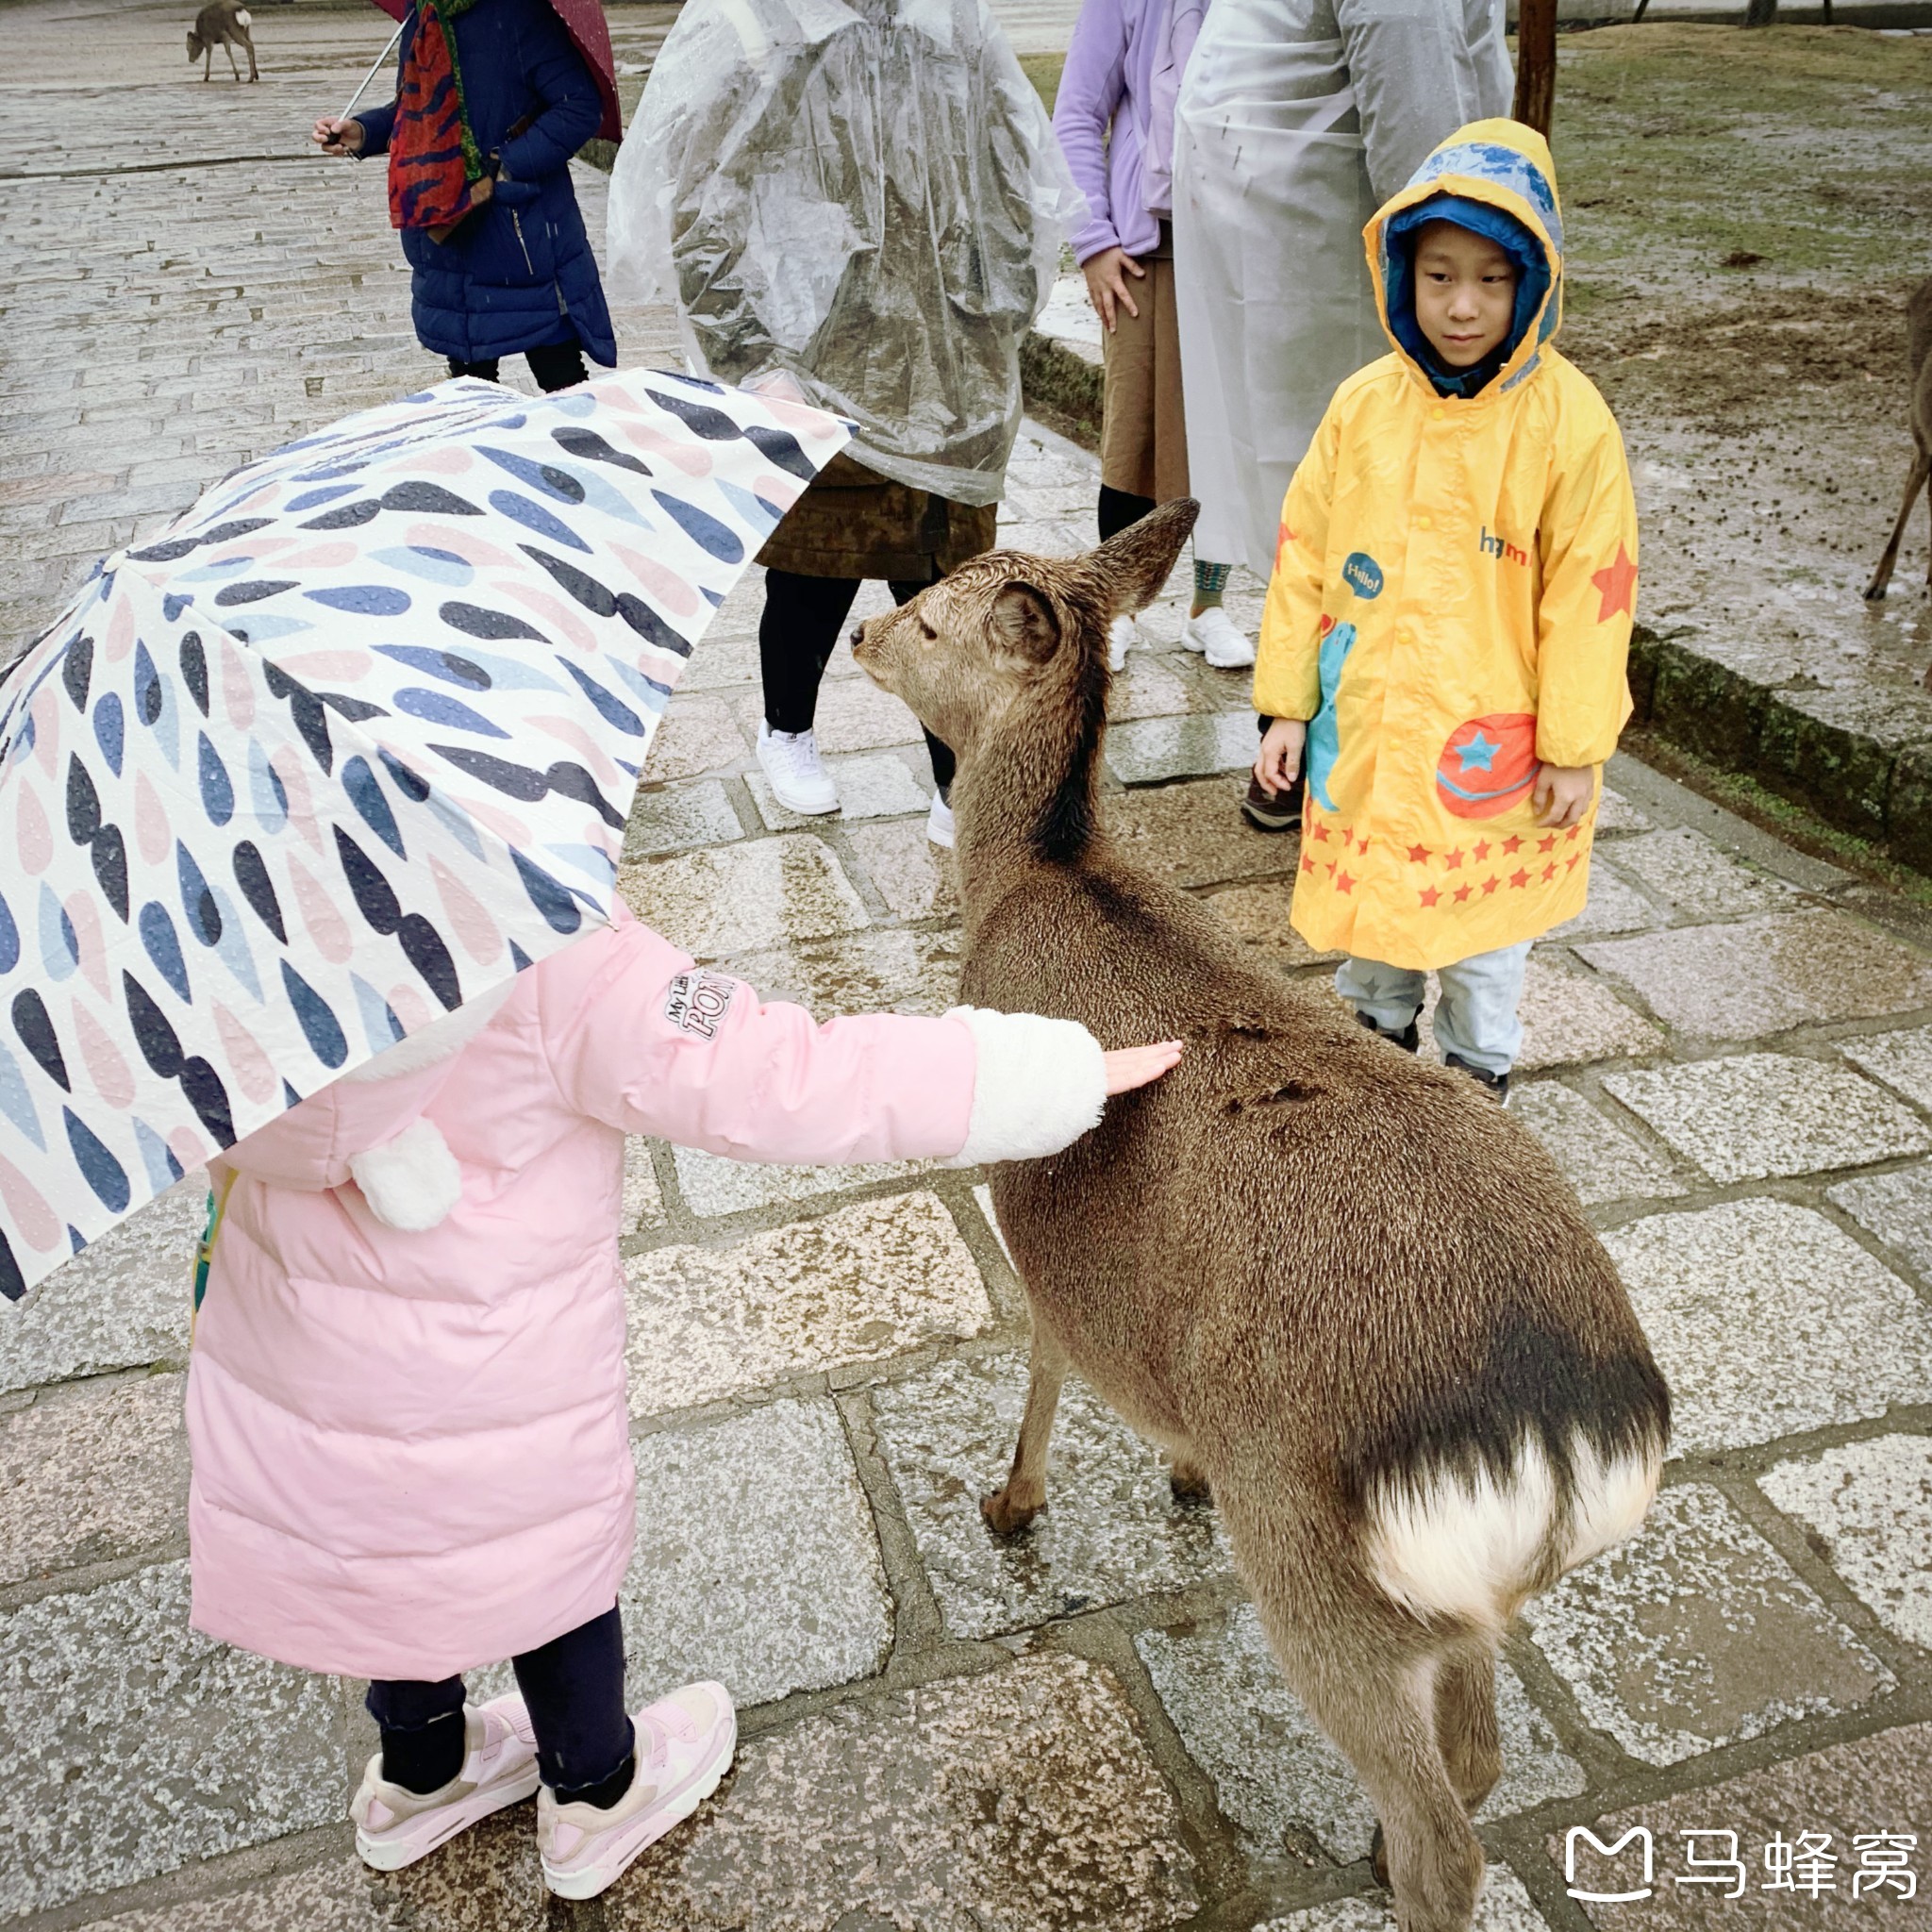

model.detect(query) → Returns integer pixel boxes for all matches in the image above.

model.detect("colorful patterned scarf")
[388,0,488,234]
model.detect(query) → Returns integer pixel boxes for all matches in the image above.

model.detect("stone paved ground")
[4,4,1932,1929]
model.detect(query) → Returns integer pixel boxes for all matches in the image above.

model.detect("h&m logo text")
[1479,525,1529,566]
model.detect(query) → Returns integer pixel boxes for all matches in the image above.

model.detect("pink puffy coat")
[187,905,1098,1681]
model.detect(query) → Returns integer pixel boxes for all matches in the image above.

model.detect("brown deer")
[851,500,1670,1932]
[1865,276,1931,605]
[187,1,258,82]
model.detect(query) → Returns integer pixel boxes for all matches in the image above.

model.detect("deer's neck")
[952,674,1107,930]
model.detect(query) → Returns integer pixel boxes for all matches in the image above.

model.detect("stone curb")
[1629,625,1932,877]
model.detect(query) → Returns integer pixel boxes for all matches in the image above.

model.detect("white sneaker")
[1180,606,1256,670]
[1107,612,1139,672]
[757,723,840,814]
[926,792,956,849]
[351,1695,540,1873]
[538,1682,737,1900]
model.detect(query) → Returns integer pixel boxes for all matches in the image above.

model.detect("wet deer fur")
[1865,276,1931,608]
[187,0,258,82]
[852,500,1670,1932]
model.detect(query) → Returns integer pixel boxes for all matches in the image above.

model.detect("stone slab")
[1599,828,1795,921]
[845,818,958,921]
[1758,1433,1932,1652]
[1198,877,1344,969]
[1551,862,1666,941]
[1258,1867,1549,1931]
[623,1139,669,1234]
[623,779,743,860]
[1548,1723,1932,1929]
[671,1142,930,1218]
[746,678,925,755]
[0,1174,204,1396]
[641,698,752,783]
[604,1655,1199,1932]
[746,752,931,831]
[0,1561,343,1917]
[1421,961,1664,1072]
[619,835,870,961]
[621,1401,892,1707]
[870,1355,1229,1640]
[625,1191,992,1416]
[1135,1604,1584,1863]
[0,1373,188,1586]
[1604,1199,1932,1455]
[730,926,967,1018]
[89,1825,548,1932]
[1109,656,1201,722]
[1576,911,1932,1041]
[1840,1021,1932,1112]
[1829,1163,1932,1282]
[1602,1055,1932,1184]
[1109,777,1294,890]
[1106,711,1258,786]
[1592,787,1654,835]
[1510,1082,1689,1207]
[1522,1483,1892,1768]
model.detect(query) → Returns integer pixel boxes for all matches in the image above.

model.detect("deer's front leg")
[982,1331,1067,1538]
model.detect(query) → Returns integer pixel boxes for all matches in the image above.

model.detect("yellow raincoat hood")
[1253,120,1638,973]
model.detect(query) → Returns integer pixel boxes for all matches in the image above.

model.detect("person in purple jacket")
[1053,0,1253,678]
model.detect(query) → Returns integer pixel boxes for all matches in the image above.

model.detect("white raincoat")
[606,0,1082,507]
[1172,0,1512,576]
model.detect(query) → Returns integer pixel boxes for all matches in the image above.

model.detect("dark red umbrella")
[364,0,623,144]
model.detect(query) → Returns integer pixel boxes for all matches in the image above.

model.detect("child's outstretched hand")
[1532,761,1596,829]
[1104,1041,1186,1094]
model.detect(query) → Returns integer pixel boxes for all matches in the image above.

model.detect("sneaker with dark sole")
[1241,773,1303,832]
[1354,1008,1421,1053]
[1445,1053,1511,1105]
[351,1696,540,1872]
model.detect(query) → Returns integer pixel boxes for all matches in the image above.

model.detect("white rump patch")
[1367,1429,1661,1628]
[234,8,252,22]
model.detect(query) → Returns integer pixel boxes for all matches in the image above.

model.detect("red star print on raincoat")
[1591,543,1638,624]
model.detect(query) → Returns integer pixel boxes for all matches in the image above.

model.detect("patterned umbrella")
[0,371,846,1307]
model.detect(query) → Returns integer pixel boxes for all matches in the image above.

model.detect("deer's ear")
[1080,497,1200,617]
[989,581,1060,663]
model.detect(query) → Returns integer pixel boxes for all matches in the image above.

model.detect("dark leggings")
[759,567,956,797]
[366,1605,633,1803]
[446,339,588,394]
[1099,484,1157,543]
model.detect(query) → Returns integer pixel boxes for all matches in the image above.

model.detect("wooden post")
[1514,0,1557,139]
[1743,0,1778,22]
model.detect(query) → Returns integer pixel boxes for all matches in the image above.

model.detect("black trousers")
[759,568,956,797]
[1099,484,1156,543]
[366,1605,631,1799]
[446,338,588,393]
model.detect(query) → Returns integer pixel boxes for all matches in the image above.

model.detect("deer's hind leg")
[1434,1642,1503,1817]
[982,1328,1067,1537]
[1865,449,1930,600]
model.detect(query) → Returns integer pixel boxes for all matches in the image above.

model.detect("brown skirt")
[1099,225,1190,504]
[757,449,998,581]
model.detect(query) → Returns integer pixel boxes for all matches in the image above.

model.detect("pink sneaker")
[537,1681,736,1899]
[351,1694,540,1872]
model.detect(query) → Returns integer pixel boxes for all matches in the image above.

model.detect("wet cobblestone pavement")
[3,4,1931,1928]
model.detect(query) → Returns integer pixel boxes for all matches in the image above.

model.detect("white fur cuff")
[349,1119,463,1232]
[944,1008,1108,1168]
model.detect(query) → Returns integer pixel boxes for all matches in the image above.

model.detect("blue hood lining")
[1382,194,1552,399]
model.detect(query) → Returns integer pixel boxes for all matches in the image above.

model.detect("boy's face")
[1410,220,1519,368]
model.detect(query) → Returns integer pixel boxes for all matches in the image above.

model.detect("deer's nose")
[847,625,868,655]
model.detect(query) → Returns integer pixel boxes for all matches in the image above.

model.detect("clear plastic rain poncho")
[607,0,1085,507]
[1172,0,1512,576]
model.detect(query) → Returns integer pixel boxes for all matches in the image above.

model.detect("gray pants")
[1335,941,1534,1077]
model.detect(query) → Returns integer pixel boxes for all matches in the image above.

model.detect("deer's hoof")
[981,1488,1041,1538]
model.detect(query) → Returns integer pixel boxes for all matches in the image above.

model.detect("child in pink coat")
[188,900,1176,1900]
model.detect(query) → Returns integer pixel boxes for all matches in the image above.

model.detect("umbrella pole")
[340,19,406,124]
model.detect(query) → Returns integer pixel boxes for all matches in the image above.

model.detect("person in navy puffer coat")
[313,0,617,391]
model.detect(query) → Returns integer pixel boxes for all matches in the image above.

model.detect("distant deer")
[852,500,1670,1932]
[187,0,258,82]
[1866,276,1931,604]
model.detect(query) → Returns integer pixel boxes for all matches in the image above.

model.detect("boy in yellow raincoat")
[1253,119,1636,1104]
